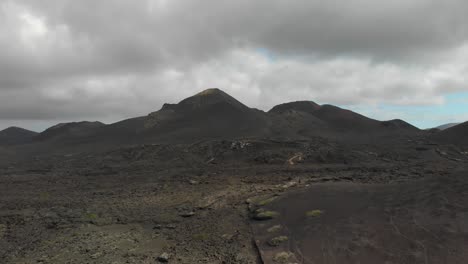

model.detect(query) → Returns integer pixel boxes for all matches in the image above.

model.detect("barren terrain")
[1,89,468,263]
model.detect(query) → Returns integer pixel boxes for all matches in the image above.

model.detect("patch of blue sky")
[345,91,468,129]
[256,47,276,62]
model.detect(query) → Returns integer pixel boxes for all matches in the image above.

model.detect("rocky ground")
[1,137,468,263]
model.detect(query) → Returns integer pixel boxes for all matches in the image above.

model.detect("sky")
[1,0,468,131]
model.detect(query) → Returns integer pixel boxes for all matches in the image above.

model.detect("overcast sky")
[1,0,468,131]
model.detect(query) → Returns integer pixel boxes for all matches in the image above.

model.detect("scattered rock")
[179,211,195,218]
[157,252,170,262]
[287,153,303,165]
[436,149,447,156]
[189,180,199,185]
[231,141,251,150]
[281,181,297,189]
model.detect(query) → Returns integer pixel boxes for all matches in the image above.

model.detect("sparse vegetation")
[267,225,282,233]
[273,251,293,263]
[268,235,288,246]
[306,209,324,217]
[2,88,468,263]
[192,233,209,241]
[256,196,277,206]
[252,209,279,220]
[85,213,98,220]
[39,192,50,201]
[0,224,6,237]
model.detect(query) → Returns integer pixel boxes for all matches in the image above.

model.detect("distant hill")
[268,101,419,136]
[434,123,461,130]
[0,127,38,145]
[381,119,419,131]
[432,121,468,146]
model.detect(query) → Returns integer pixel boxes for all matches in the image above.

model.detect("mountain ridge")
[434,122,461,130]
[1,88,450,149]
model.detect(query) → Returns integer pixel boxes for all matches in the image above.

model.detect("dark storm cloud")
[1,0,468,130]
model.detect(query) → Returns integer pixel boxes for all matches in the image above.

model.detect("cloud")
[0,0,468,131]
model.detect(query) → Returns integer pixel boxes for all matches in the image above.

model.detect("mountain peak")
[1,126,37,134]
[2,126,27,132]
[195,88,224,96]
[177,88,248,111]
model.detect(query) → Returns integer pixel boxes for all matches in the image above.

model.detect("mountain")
[434,123,461,130]
[4,89,423,150]
[145,88,256,128]
[268,101,419,136]
[64,88,271,146]
[432,121,468,146]
[0,127,37,145]
[141,88,271,141]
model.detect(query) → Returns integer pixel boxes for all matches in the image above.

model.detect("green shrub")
[252,209,279,220]
[267,225,282,233]
[0,224,6,237]
[192,233,209,241]
[268,236,288,246]
[256,197,277,206]
[273,251,293,263]
[306,210,324,217]
[86,213,98,220]
[39,192,50,201]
